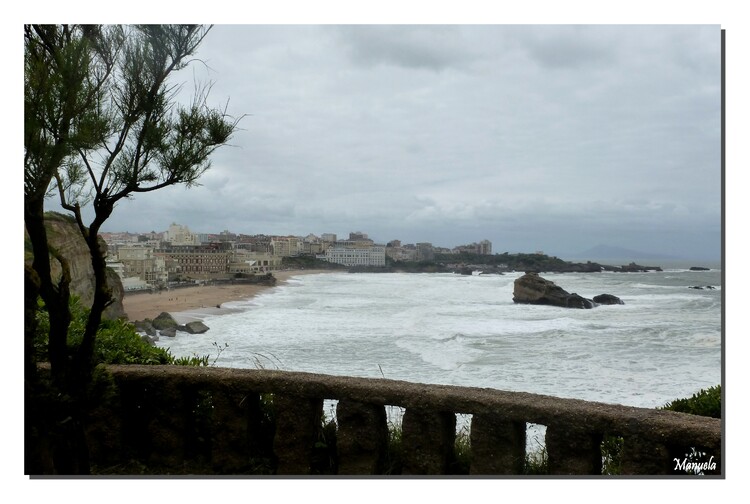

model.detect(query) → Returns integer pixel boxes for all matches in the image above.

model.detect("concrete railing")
[86,365,722,476]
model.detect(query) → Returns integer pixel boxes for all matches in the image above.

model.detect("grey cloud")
[83,24,721,262]
[334,25,475,71]
[519,25,616,70]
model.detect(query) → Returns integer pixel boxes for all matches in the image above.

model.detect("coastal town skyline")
[100,221,710,262]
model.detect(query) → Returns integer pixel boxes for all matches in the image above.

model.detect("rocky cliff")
[25,212,126,320]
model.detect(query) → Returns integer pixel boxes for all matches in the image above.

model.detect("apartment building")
[115,244,168,285]
[159,242,232,279]
[165,223,199,246]
[385,244,416,262]
[478,239,492,255]
[317,233,386,267]
[416,242,435,262]
[453,240,493,255]
[270,236,301,257]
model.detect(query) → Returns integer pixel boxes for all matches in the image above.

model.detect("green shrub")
[661,385,721,419]
[93,318,174,365]
[33,296,207,366]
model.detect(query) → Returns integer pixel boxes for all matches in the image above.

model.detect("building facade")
[228,250,282,274]
[158,242,232,279]
[317,233,386,267]
[115,245,168,285]
[165,223,199,246]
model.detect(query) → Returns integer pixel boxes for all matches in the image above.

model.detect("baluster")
[272,394,323,475]
[401,408,456,475]
[619,435,674,475]
[469,414,526,474]
[546,424,602,475]
[336,399,388,474]
[210,390,254,473]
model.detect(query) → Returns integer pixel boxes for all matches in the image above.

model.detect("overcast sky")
[82,24,722,260]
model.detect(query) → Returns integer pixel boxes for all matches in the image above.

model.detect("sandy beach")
[122,269,330,324]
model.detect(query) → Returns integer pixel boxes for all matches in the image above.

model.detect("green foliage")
[450,423,472,475]
[382,416,404,475]
[524,437,549,475]
[601,434,624,475]
[661,385,721,419]
[34,296,207,366]
[94,318,173,365]
[171,355,210,367]
[524,452,548,475]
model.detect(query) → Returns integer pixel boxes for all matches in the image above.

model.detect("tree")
[24,24,241,474]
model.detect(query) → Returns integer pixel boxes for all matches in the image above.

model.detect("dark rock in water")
[618,262,663,273]
[593,294,624,305]
[182,321,210,334]
[140,334,158,346]
[567,293,596,309]
[513,272,597,309]
[690,266,710,271]
[134,319,157,336]
[152,312,178,330]
[159,327,176,337]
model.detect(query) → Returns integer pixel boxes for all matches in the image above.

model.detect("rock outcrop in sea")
[182,321,210,334]
[133,311,210,335]
[512,272,623,309]
[592,294,625,305]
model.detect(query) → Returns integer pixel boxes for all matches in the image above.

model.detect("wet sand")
[122,269,331,324]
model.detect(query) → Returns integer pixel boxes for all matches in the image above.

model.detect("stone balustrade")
[84,364,722,476]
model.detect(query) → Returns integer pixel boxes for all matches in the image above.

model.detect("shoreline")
[122,269,332,324]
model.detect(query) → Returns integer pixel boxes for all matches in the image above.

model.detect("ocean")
[155,267,722,411]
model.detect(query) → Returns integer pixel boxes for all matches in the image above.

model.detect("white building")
[165,223,199,246]
[121,276,149,291]
[318,239,386,267]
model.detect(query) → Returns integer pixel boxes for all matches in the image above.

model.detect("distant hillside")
[565,244,680,262]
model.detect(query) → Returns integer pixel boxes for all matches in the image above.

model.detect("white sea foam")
[156,269,722,411]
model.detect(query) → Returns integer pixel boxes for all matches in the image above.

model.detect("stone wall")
[83,365,722,476]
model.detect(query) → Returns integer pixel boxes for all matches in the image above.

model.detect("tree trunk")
[25,200,72,385]
[75,211,113,383]
[25,200,90,475]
